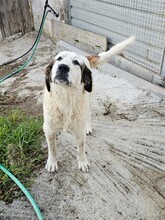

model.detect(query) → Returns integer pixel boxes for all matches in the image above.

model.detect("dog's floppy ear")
[81,65,92,93]
[45,61,54,92]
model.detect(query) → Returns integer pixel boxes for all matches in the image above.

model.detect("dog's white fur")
[43,36,135,172]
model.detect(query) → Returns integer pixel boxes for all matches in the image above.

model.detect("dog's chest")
[44,87,88,132]
[51,94,87,131]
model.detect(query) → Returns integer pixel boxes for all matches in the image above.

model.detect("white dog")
[43,36,135,172]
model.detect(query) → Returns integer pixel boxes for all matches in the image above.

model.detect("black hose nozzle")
[46,3,59,17]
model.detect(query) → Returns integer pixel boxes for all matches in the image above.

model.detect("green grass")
[0,110,44,203]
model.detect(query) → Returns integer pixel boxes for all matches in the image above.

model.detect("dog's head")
[45,36,135,93]
[45,51,94,93]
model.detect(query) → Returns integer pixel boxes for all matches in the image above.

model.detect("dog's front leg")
[86,94,92,135]
[44,129,58,172]
[75,131,90,172]
[86,105,92,135]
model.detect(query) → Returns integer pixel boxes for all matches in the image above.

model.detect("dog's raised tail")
[87,36,135,68]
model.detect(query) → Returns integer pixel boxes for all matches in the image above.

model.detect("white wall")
[31,0,69,38]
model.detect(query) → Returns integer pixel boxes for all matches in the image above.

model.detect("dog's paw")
[86,123,92,135]
[86,128,92,135]
[45,157,58,172]
[78,159,90,172]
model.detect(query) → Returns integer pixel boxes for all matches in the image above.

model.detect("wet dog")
[43,36,135,172]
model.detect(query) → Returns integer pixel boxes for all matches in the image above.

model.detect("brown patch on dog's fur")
[45,60,54,92]
[86,55,100,68]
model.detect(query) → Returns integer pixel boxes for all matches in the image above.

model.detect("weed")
[0,110,44,203]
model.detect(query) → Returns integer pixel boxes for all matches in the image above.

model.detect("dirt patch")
[102,99,165,121]
[0,61,26,79]
[0,91,42,117]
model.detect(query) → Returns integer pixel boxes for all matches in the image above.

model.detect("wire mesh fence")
[70,0,165,75]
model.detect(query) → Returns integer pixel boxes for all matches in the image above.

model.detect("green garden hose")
[0,164,44,220]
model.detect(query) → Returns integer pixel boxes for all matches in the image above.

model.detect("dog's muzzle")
[54,64,70,85]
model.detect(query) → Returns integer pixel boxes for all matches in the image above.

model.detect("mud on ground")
[0,32,165,220]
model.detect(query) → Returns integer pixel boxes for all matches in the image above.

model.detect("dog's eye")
[73,60,79,65]
[57,57,62,61]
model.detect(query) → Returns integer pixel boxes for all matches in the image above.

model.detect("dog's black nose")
[58,64,70,73]
[55,64,70,84]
